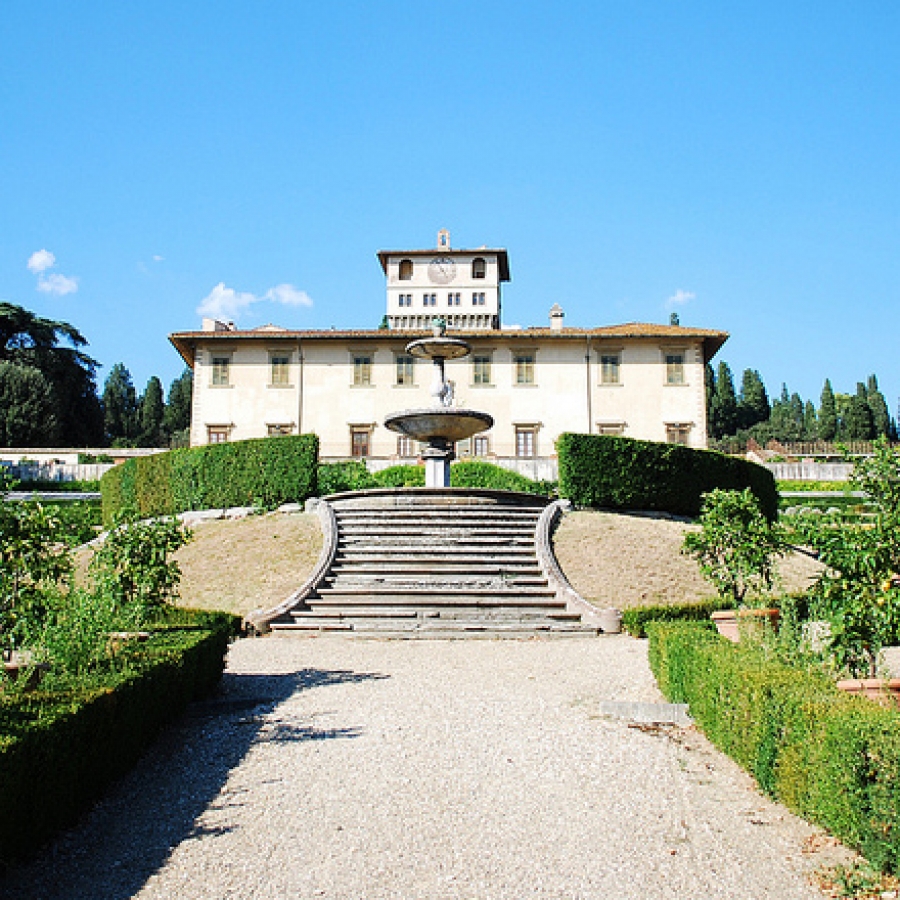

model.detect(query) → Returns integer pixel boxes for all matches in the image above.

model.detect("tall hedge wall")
[648,622,900,872]
[556,433,778,519]
[101,434,319,523]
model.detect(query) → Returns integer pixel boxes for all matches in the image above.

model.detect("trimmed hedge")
[648,622,900,872]
[620,598,732,638]
[557,433,778,519]
[0,611,240,865]
[101,435,319,523]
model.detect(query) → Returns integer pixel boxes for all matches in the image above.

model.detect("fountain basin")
[384,408,494,444]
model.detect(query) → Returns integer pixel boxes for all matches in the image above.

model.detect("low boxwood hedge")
[647,621,900,872]
[0,611,240,864]
[557,433,778,520]
[620,598,732,637]
[101,435,319,524]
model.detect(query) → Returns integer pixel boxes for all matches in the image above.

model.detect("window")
[599,353,620,385]
[397,435,416,457]
[270,354,290,386]
[396,354,414,386]
[353,354,372,386]
[398,293,413,307]
[666,352,685,385]
[515,426,537,458]
[596,423,625,436]
[514,352,535,385]
[473,435,490,457]
[472,353,492,385]
[267,424,292,436]
[351,427,371,458]
[666,423,692,446]
[207,426,229,444]
[211,356,230,386]
[472,257,486,279]
[472,292,485,306]
[447,292,460,306]
[423,293,437,307]
[399,259,413,281]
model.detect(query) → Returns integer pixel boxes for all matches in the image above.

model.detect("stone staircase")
[258,489,600,638]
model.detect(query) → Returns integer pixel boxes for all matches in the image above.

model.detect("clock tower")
[377,230,510,331]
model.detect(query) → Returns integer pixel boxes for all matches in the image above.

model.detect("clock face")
[427,257,457,284]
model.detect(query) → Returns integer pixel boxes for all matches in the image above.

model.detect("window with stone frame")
[665,352,685,385]
[399,259,413,281]
[596,423,625,436]
[515,426,537,458]
[270,354,290,386]
[514,352,535,385]
[665,423,692,446]
[599,353,621,385]
[395,354,414,386]
[472,353,492,385]
[473,435,490,457]
[211,356,230,386]
[207,426,229,444]
[351,427,372,458]
[353,354,373,386]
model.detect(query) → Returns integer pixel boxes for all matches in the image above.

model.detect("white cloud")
[152,255,165,262]
[665,289,695,310]
[197,281,313,321]
[27,249,56,274]
[37,273,79,296]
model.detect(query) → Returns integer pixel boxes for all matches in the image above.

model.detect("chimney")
[549,303,564,332]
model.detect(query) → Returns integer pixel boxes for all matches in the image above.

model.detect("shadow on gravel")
[0,664,388,900]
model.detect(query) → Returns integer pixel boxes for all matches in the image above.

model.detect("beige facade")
[169,233,727,461]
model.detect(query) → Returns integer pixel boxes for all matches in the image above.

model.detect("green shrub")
[373,464,425,488]
[648,621,900,872]
[557,433,778,519]
[0,611,239,864]
[450,460,555,495]
[316,460,378,495]
[101,435,319,523]
[620,598,730,637]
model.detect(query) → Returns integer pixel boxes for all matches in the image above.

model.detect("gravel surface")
[2,636,852,900]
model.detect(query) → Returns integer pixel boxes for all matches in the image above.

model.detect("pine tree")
[138,376,165,447]
[103,363,139,446]
[866,374,892,438]
[737,369,770,430]
[818,379,837,441]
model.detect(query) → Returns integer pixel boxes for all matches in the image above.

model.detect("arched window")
[399,259,413,281]
[472,257,486,279]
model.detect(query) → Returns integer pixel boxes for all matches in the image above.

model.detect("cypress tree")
[103,363,139,446]
[844,383,876,440]
[866,374,892,438]
[818,379,837,441]
[737,369,770,430]
[138,376,165,447]
[711,361,738,438]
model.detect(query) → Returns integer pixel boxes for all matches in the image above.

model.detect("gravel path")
[2,636,851,900]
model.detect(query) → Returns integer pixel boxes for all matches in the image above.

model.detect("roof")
[168,321,728,367]
[376,248,511,281]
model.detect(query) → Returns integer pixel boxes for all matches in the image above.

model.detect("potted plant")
[792,439,900,703]
[683,488,787,642]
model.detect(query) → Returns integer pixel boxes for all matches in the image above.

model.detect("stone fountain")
[384,319,493,488]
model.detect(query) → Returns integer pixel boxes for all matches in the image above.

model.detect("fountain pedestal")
[384,320,493,489]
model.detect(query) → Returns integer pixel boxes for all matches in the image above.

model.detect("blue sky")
[2,2,898,413]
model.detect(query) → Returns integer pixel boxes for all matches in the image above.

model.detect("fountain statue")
[384,318,493,488]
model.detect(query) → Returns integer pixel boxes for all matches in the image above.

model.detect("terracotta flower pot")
[836,678,900,708]
[711,608,780,643]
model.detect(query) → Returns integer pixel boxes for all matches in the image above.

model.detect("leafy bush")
[373,464,425,488]
[0,611,239,864]
[620,598,730,637]
[557,433,778,519]
[316,460,378,495]
[14,480,102,493]
[101,435,319,523]
[648,621,900,873]
[450,460,555,495]
[90,511,192,624]
[682,488,787,607]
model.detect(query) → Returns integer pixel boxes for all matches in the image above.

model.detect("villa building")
[168,231,728,471]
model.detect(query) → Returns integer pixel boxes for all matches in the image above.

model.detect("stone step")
[289,606,579,621]
[324,576,550,591]
[272,619,598,638]
[331,561,544,575]
[336,524,537,536]
[338,534,535,547]
[309,590,562,606]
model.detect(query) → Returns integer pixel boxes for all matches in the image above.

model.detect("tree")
[770,384,804,442]
[818,379,837,441]
[102,363,139,446]
[803,401,817,441]
[0,302,103,446]
[737,369,770,430]
[844,383,876,440]
[705,363,716,438]
[866,374,892,439]
[710,362,738,438]
[138,376,165,447]
[0,362,58,446]
[163,368,193,445]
